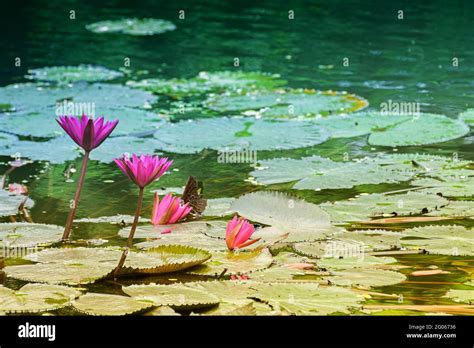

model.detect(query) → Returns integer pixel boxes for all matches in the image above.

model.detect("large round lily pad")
[444,289,474,304]
[0,223,62,248]
[86,18,176,36]
[326,268,407,287]
[123,284,219,310]
[26,65,123,83]
[207,89,368,119]
[72,293,154,315]
[0,283,81,314]
[153,117,330,154]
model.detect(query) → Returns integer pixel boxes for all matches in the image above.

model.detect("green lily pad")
[188,249,273,276]
[124,221,228,251]
[75,215,151,224]
[202,198,236,217]
[0,191,35,217]
[128,71,286,99]
[317,255,398,270]
[367,114,469,147]
[411,176,474,198]
[0,223,62,248]
[427,200,474,217]
[251,154,435,190]
[72,293,154,315]
[293,241,331,258]
[207,89,368,119]
[320,192,448,223]
[332,230,405,252]
[444,289,474,304]
[153,117,330,154]
[231,191,340,241]
[123,284,219,310]
[26,65,123,83]
[249,282,364,315]
[402,225,474,256]
[0,283,81,314]
[86,18,176,36]
[0,132,17,147]
[326,268,406,287]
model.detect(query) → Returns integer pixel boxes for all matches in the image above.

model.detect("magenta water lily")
[151,193,192,225]
[58,115,118,241]
[226,215,260,251]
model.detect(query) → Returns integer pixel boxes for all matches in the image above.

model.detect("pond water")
[0,0,473,315]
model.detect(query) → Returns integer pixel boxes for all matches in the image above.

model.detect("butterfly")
[181,176,207,217]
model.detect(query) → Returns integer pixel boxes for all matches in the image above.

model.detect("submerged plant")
[57,115,118,241]
[114,154,173,277]
[225,216,260,251]
[151,193,191,225]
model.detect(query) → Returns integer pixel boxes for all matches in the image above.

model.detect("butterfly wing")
[182,176,207,215]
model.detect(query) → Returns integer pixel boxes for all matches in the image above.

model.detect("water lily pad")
[293,241,330,258]
[26,65,123,83]
[444,289,474,304]
[124,221,228,251]
[123,284,219,310]
[326,268,406,287]
[368,114,469,147]
[0,132,17,147]
[321,192,448,223]
[0,223,62,248]
[75,215,151,224]
[402,225,474,256]
[207,89,368,119]
[317,255,398,270]
[86,18,176,36]
[231,191,339,241]
[249,282,364,315]
[188,249,273,276]
[0,190,35,217]
[0,284,81,314]
[202,198,236,217]
[128,71,286,99]
[72,293,154,315]
[411,176,474,197]
[332,230,405,252]
[251,154,426,190]
[153,117,330,153]
[427,200,474,217]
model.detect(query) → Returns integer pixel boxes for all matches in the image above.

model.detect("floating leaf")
[0,133,17,147]
[402,225,474,256]
[153,117,330,154]
[317,255,398,270]
[231,191,339,241]
[444,289,474,304]
[202,198,236,217]
[207,89,368,119]
[332,230,404,252]
[188,249,273,276]
[124,221,228,251]
[320,192,448,223]
[123,284,219,310]
[411,176,474,198]
[72,293,154,315]
[86,18,176,36]
[0,191,34,217]
[75,214,151,224]
[326,268,406,287]
[0,223,62,248]
[367,114,469,147]
[0,283,80,314]
[26,65,123,83]
[293,241,330,258]
[427,200,474,217]
[128,71,286,99]
[249,282,364,315]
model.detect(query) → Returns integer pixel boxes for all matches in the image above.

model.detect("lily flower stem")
[62,151,90,241]
[127,187,144,248]
[113,247,129,279]
[0,166,16,189]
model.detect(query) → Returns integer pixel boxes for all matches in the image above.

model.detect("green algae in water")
[86,18,176,36]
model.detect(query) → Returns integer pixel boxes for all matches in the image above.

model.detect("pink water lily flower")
[115,154,173,188]
[226,216,260,251]
[152,193,192,225]
[8,183,28,195]
[57,115,118,152]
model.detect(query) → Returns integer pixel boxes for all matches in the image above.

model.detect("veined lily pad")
[188,249,273,276]
[231,191,339,241]
[0,191,34,217]
[326,268,407,287]
[0,284,81,314]
[444,289,474,304]
[26,65,123,83]
[86,18,176,36]
[128,71,286,99]
[332,230,405,252]
[153,117,330,153]
[293,241,330,258]
[202,198,236,217]
[123,221,228,251]
[317,255,398,270]
[0,223,62,248]
[123,284,219,310]
[367,114,469,147]
[207,89,368,119]
[320,192,448,223]
[402,225,474,256]
[72,293,154,315]
[249,282,364,315]
[411,176,474,198]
